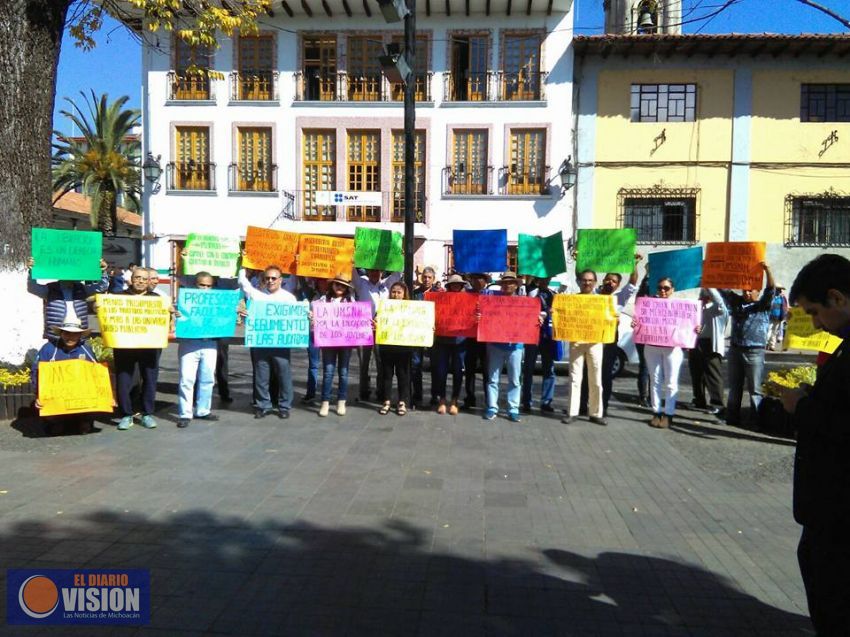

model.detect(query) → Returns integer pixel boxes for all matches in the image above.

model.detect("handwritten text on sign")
[783,306,843,354]
[96,294,171,349]
[551,294,617,344]
[425,291,478,338]
[31,228,102,281]
[632,297,702,349]
[701,242,766,290]
[38,359,114,417]
[376,300,435,347]
[245,299,310,348]
[311,301,374,347]
[183,233,241,278]
[477,295,540,345]
[175,289,240,339]
[296,234,355,279]
[576,229,636,274]
[243,226,298,273]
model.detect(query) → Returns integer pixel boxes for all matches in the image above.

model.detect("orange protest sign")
[243,226,298,273]
[701,242,766,290]
[38,359,114,417]
[295,234,355,279]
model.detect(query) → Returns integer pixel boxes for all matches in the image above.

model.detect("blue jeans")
[306,338,320,398]
[251,348,293,411]
[178,340,218,419]
[432,341,465,401]
[486,344,523,416]
[726,345,765,424]
[321,347,352,402]
[521,339,556,407]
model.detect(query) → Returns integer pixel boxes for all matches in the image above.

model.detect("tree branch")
[792,0,850,29]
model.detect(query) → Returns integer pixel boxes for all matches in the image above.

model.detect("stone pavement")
[0,347,812,636]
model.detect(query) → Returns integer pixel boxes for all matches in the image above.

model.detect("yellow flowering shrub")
[763,365,818,398]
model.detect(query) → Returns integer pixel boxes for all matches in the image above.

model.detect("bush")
[763,365,817,398]
[89,336,113,364]
[0,366,31,388]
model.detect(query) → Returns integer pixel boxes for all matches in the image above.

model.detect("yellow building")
[573,34,850,287]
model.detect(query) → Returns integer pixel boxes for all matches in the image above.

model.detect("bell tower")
[603,0,682,35]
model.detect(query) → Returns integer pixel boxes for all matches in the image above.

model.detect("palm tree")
[52,91,141,235]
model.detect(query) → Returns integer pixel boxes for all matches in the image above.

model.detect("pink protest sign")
[632,297,702,349]
[311,300,374,347]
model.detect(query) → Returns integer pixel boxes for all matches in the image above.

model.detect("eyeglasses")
[263,276,279,282]
[657,286,672,292]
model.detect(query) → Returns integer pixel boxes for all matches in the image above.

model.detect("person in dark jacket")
[777,254,850,636]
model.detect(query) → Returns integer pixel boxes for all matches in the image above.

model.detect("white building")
[139,0,575,278]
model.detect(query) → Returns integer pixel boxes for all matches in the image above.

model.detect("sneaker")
[483,410,497,421]
[177,418,191,429]
[318,401,330,417]
[638,398,651,408]
[196,413,219,421]
[336,400,346,416]
[540,403,555,413]
[706,406,721,416]
[278,409,290,420]
[140,415,157,429]
[590,416,608,427]
[254,409,272,419]
[508,413,522,423]
[117,416,134,431]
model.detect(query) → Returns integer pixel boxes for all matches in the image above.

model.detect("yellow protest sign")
[295,234,355,279]
[96,294,171,349]
[552,294,617,344]
[375,299,435,347]
[38,359,114,417]
[783,306,842,354]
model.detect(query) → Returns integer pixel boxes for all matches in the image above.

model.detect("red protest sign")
[477,295,540,345]
[425,291,478,338]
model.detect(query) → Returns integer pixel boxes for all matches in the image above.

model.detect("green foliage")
[89,337,114,365]
[763,365,818,397]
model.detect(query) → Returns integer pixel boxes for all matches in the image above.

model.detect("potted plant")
[760,364,817,439]
[0,366,35,421]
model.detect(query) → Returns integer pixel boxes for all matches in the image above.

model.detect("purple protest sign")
[632,297,702,349]
[311,300,374,347]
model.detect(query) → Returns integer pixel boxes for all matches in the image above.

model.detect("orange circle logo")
[19,575,59,619]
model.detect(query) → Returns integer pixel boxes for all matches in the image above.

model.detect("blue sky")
[53,0,847,135]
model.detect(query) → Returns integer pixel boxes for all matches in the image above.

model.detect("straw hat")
[49,319,92,339]
[328,275,353,288]
[498,271,519,283]
[446,274,466,288]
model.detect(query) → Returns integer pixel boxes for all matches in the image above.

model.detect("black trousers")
[687,339,725,407]
[380,346,411,405]
[798,526,850,635]
[216,340,230,399]
[464,339,487,403]
[115,348,159,416]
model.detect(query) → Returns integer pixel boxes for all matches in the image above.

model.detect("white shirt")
[353,271,402,316]
[238,269,297,303]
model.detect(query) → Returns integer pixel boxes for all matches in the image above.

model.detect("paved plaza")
[0,347,813,636]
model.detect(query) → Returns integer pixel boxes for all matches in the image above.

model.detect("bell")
[638,10,655,29]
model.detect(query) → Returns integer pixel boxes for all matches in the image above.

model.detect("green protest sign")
[576,229,636,273]
[182,233,240,277]
[31,228,102,281]
[353,227,404,272]
[517,232,567,278]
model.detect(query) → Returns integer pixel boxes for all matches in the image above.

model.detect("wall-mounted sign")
[315,191,383,207]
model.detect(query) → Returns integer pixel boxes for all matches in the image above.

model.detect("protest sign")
[452,229,507,273]
[243,226,298,273]
[183,233,240,278]
[31,228,102,281]
[311,301,374,347]
[354,227,404,272]
[425,291,478,338]
[375,300,435,347]
[38,359,114,417]
[783,306,843,354]
[576,229,636,273]
[551,294,617,343]
[648,247,704,291]
[701,242,766,289]
[296,234,355,279]
[517,232,567,278]
[244,299,310,348]
[96,294,171,349]
[175,289,240,339]
[477,295,541,344]
[632,297,702,349]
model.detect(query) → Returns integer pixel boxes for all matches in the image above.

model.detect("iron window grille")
[785,192,850,247]
[800,84,850,123]
[630,84,696,123]
[618,187,699,244]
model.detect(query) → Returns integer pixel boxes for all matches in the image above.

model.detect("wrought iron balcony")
[294,71,434,103]
[499,166,552,195]
[167,71,214,101]
[443,71,493,102]
[228,163,278,193]
[442,166,494,196]
[230,70,279,102]
[495,70,547,101]
[166,161,216,192]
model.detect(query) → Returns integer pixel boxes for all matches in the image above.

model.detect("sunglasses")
[263,276,280,281]
[657,286,672,292]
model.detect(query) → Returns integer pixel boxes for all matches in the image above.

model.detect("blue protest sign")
[648,246,704,291]
[175,289,240,339]
[452,229,508,273]
[244,299,310,348]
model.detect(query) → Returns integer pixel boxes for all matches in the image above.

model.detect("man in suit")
[778,254,850,635]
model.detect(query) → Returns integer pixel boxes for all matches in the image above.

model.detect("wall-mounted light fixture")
[558,157,577,195]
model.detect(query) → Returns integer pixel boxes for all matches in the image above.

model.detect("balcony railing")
[442,166,494,196]
[495,71,547,101]
[230,70,279,101]
[390,192,427,223]
[500,166,551,196]
[167,71,214,101]
[443,71,492,102]
[293,71,433,102]
[166,162,216,192]
[228,163,278,193]
[443,70,548,102]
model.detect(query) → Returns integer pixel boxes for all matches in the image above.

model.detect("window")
[620,189,698,243]
[507,129,546,195]
[303,130,336,220]
[302,35,337,101]
[347,130,381,222]
[501,33,542,100]
[801,84,850,123]
[788,195,850,246]
[630,84,696,123]
[390,35,430,102]
[172,38,212,100]
[173,126,212,190]
[391,130,425,222]
[450,130,488,195]
[449,34,489,101]
[235,127,274,192]
[237,34,275,100]
[445,245,517,273]
[347,37,383,101]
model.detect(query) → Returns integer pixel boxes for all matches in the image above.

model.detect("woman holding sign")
[376,282,413,416]
[313,276,356,417]
[430,274,468,416]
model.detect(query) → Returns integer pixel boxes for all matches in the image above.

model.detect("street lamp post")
[402,0,416,294]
